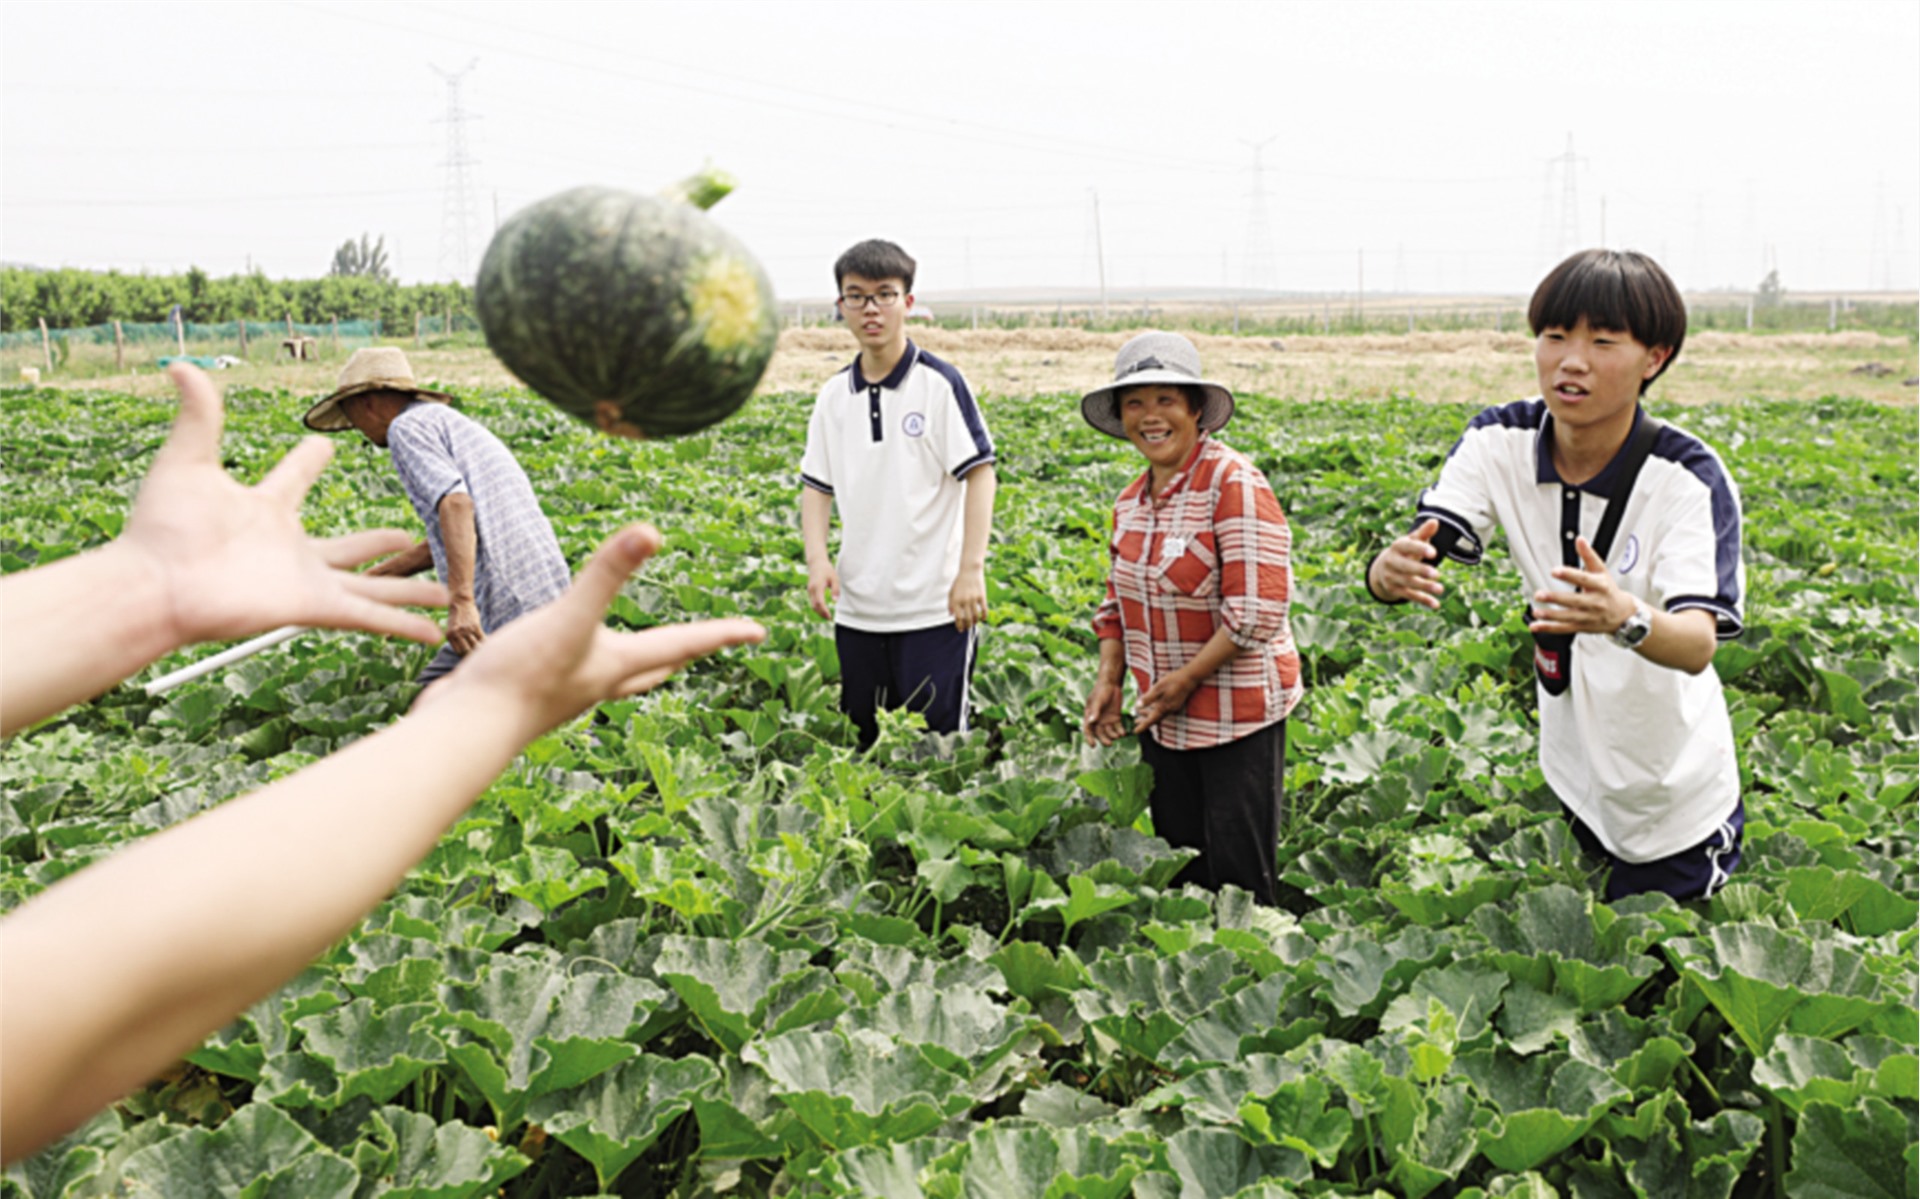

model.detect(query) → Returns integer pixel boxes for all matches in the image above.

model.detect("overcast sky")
[3,0,1916,300]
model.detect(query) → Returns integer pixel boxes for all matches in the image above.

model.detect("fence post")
[238,318,249,357]
[1745,298,1754,330]
[114,320,125,372]
[1829,296,1838,331]
[331,315,340,352]
[415,312,423,345]
[445,304,453,337]
[285,312,294,337]
[1232,301,1240,335]
[38,318,52,373]
[173,310,185,355]
[1407,304,1415,335]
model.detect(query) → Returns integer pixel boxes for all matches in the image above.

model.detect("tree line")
[0,266,471,334]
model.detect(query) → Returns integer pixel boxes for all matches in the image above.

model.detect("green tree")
[329,233,391,281]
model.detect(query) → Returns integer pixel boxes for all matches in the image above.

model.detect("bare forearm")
[0,687,540,1158]
[1632,607,1719,675]
[1096,636,1127,685]
[0,543,178,734]
[958,464,997,571]
[366,540,433,578]
[1179,626,1244,684]
[800,488,834,570]
[438,494,477,600]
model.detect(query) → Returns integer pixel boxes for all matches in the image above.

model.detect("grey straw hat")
[302,347,453,432]
[1079,331,1235,438]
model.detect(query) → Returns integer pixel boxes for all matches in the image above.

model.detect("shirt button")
[1564,531,1575,540]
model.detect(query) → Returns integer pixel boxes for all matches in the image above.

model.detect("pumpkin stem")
[659,168,736,212]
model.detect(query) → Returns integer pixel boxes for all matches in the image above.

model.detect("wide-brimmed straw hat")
[1079,331,1235,438]
[302,347,453,432]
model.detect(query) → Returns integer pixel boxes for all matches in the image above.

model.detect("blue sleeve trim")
[1414,500,1485,565]
[952,452,996,480]
[1668,596,1743,641]
[919,348,994,465]
[801,473,834,496]
[1654,429,1745,619]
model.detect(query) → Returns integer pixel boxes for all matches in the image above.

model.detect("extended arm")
[1365,518,1445,608]
[800,486,838,620]
[0,526,765,1161]
[0,365,445,735]
[364,540,434,578]
[438,491,483,654]
[948,463,997,631]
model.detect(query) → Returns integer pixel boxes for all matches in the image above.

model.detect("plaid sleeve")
[1213,465,1291,651]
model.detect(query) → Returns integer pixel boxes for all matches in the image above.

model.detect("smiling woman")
[1079,331,1302,906]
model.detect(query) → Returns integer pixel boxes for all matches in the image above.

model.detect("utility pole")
[1240,135,1279,293]
[432,59,482,283]
[1538,133,1586,267]
[1090,189,1108,320]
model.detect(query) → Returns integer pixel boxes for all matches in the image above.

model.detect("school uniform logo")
[902,412,927,438]
[1616,534,1641,575]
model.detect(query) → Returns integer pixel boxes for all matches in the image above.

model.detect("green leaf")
[1457,1046,1629,1172]
[1667,923,1885,1054]
[493,845,607,913]
[118,1103,357,1199]
[1474,884,1662,1012]
[1075,763,1154,829]
[1784,1097,1917,1199]
[528,1054,720,1192]
[353,1105,530,1199]
[1237,1075,1352,1167]
[743,1029,972,1149]
[1380,961,1510,1044]
[654,935,815,1053]
[293,999,445,1109]
[1131,1127,1310,1198]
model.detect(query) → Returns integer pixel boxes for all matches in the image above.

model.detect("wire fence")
[1,314,484,381]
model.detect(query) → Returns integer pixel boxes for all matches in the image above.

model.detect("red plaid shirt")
[1093,435,1303,750]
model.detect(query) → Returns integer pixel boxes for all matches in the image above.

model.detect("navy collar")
[1535,405,1650,496]
[848,340,920,392]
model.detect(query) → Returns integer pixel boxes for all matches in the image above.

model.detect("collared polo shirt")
[1092,435,1303,751]
[1414,400,1745,862]
[386,402,571,635]
[799,341,995,632]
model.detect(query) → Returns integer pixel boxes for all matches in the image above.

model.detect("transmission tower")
[1240,136,1279,293]
[432,60,482,284]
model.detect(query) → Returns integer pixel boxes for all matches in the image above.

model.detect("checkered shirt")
[386,403,571,635]
[1092,435,1303,750]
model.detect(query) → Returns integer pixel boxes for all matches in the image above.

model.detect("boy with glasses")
[799,239,997,748]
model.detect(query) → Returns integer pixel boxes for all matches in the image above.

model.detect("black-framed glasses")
[837,290,902,310]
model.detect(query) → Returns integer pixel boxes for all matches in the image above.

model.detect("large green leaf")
[1667,923,1886,1054]
[653,935,820,1053]
[1784,1097,1918,1199]
[1474,884,1663,1012]
[288,1000,445,1110]
[1074,947,1244,1061]
[118,1103,357,1199]
[1310,926,1451,1018]
[1130,1127,1310,1198]
[958,1124,1150,1199]
[836,982,1035,1078]
[1456,1047,1629,1172]
[526,1054,720,1191]
[742,1029,972,1149]
[349,1106,529,1199]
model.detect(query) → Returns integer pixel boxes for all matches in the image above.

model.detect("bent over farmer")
[303,347,571,687]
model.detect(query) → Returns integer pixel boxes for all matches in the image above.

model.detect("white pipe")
[142,626,306,696]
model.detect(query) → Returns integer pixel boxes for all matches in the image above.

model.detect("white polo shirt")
[1416,400,1745,863]
[800,342,995,633]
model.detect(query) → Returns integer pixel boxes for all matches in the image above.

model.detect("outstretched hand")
[1369,518,1444,609]
[417,524,767,736]
[125,364,448,647]
[1529,536,1633,635]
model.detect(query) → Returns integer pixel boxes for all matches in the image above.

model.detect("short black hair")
[1529,249,1687,393]
[1111,383,1205,425]
[834,239,916,292]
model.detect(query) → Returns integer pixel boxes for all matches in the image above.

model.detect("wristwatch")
[1608,598,1654,649]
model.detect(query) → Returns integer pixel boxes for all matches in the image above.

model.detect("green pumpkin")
[475,176,776,439]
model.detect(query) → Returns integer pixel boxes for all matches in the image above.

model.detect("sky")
[3,0,1917,301]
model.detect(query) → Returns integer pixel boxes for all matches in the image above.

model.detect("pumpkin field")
[1,347,1915,1197]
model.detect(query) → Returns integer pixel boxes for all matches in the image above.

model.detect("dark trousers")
[1564,798,1745,902]
[1139,720,1287,906]
[835,623,977,749]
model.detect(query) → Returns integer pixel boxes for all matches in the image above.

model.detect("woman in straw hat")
[1081,332,1303,905]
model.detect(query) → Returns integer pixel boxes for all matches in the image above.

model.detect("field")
[1,334,1916,1198]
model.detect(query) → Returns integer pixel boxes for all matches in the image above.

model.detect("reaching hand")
[1529,536,1634,635]
[1369,518,1444,609]
[123,364,449,647]
[418,524,766,736]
